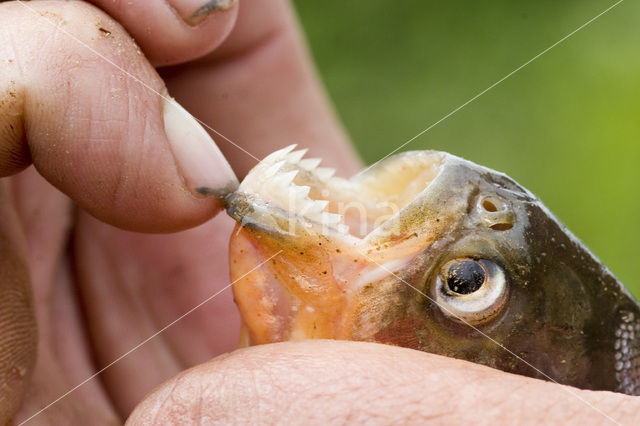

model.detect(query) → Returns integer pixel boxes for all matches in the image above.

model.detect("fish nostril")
[478,196,515,231]
[490,223,514,231]
[482,199,499,212]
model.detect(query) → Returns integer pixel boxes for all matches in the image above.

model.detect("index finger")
[87,0,239,66]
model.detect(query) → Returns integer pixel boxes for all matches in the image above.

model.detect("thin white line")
[357,0,625,177]
[15,0,260,162]
[18,250,282,425]
[359,252,621,425]
[12,0,623,423]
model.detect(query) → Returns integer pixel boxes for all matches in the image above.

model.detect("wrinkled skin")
[227,148,640,395]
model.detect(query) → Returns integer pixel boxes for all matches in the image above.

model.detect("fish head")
[227,146,640,392]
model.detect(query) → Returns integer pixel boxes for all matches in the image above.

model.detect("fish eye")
[434,258,508,324]
[445,259,485,294]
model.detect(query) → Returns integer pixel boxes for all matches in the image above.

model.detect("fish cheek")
[500,262,594,386]
[508,206,605,388]
[368,283,516,366]
[347,260,448,352]
[358,267,487,357]
[543,264,592,369]
[351,276,425,349]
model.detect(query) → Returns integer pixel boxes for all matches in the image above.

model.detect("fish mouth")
[226,145,445,243]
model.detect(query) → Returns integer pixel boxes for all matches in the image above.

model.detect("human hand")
[127,340,640,425]
[3,1,637,425]
[0,0,356,422]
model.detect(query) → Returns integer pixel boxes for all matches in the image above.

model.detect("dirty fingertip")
[162,96,238,199]
[168,0,238,26]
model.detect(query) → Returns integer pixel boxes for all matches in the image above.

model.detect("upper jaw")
[226,145,451,247]
[226,145,353,240]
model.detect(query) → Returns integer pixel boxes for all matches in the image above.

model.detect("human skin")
[0,0,637,424]
[126,341,640,425]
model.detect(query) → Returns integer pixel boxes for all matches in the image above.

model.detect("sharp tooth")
[277,144,297,154]
[299,158,321,171]
[301,204,328,224]
[273,170,298,188]
[261,145,297,163]
[315,167,336,181]
[321,212,343,225]
[293,198,316,214]
[264,160,287,178]
[290,185,310,199]
[304,199,328,214]
[287,149,308,164]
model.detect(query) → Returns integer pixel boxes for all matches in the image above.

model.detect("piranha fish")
[225,145,640,395]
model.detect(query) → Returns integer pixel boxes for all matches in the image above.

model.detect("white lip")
[237,145,355,236]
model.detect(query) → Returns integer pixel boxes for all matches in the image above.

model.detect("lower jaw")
[230,224,354,345]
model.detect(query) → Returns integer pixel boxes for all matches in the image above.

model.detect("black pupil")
[446,260,485,295]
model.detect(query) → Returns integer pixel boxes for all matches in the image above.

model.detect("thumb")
[127,341,640,424]
[0,1,237,232]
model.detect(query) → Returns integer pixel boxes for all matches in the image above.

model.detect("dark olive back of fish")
[521,198,640,394]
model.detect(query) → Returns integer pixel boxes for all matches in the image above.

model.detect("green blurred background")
[293,0,640,297]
